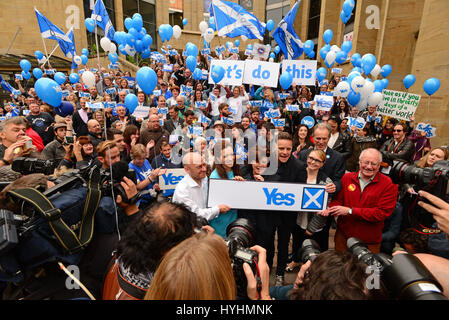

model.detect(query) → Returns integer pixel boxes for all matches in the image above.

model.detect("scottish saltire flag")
[91,0,115,40]
[209,0,265,40]
[35,8,74,53]
[272,1,304,60]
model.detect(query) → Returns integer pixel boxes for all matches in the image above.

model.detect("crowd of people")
[1,48,449,301]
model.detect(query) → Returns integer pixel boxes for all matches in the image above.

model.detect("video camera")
[389,159,449,234]
[12,157,60,176]
[347,237,447,300]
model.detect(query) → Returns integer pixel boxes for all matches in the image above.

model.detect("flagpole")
[210,0,223,54]
[35,6,51,66]
[43,43,60,67]
[93,1,101,71]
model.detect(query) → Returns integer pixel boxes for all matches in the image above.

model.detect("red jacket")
[26,127,44,152]
[329,171,398,244]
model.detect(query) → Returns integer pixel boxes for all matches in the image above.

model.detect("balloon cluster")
[319,29,353,69]
[200,20,215,43]
[340,0,355,24]
[303,40,316,59]
[19,59,32,80]
[34,51,45,65]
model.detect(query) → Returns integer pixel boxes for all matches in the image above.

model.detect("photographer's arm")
[243,245,271,300]
[116,176,140,217]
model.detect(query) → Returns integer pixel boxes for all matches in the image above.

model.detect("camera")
[389,159,449,234]
[347,237,447,300]
[299,239,321,263]
[224,218,259,299]
[12,157,60,176]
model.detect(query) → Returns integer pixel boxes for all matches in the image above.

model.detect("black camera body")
[12,157,60,176]
[390,159,449,234]
[299,239,321,263]
[347,237,447,300]
[224,218,258,299]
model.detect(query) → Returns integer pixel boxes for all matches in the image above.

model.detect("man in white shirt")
[208,87,228,121]
[173,152,230,221]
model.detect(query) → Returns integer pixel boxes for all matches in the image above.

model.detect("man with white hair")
[319,148,398,253]
[172,152,230,221]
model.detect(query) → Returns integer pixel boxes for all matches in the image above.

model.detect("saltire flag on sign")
[209,0,266,41]
[91,0,115,40]
[35,8,75,57]
[272,1,304,60]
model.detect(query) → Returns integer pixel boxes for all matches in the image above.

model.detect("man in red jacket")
[319,148,398,253]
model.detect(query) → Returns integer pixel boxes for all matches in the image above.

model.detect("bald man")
[139,114,170,162]
[173,152,230,221]
[87,119,103,147]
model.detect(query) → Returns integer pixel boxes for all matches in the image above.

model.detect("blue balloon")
[247,44,253,50]
[279,72,293,90]
[124,17,133,31]
[69,73,79,84]
[129,28,139,39]
[135,40,144,52]
[343,0,354,15]
[118,44,127,55]
[373,80,384,93]
[341,41,352,54]
[21,71,31,80]
[403,74,416,89]
[108,52,118,63]
[142,34,153,47]
[307,50,315,59]
[323,29,333,44]
[269,52,275,59]
[336,51,347,64]
[316,67,327,83]
[20,59,31,72]
[193,68,203,81]
[136,67,157,95]
[35,77,62,107]
[361,53,376,75]
[234,40,240,47]
[340,11,348,24]
[303,40,314,53]
[182,18,188,26]
[85,18,95,33]
[141,49,152,59]
[423,78,440,96]
[33,68,43,79]
[186,43,199,57]
[274,46,280,54]
[54,72,66,85]
[132,13,143,20]
[81,48,89,56]
[126,33,136,46]
[266,19,275,32]
[186,55,197,71]
[351,67,363,75]
[34,51,44,60]
[382,78,389,89]
[125,93,138,114]
[55,101,74,117]
[347,90,361,106]
[351,53,361,67]
[139,27,147,39]
[380,64,392,78]
[347,72,359,86]
[211,65,225,84]
[81,55,88,65]
[319,47,330,60]
[132,15,143,31]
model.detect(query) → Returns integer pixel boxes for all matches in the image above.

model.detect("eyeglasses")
[393,129,403,132]
[359,160,380,167]
[308,156,323,164]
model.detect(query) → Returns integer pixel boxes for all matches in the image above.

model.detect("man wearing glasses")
[380,123,415,167]
[319,148,398,253]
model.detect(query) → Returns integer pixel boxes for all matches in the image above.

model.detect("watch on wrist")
[348,208,353,215]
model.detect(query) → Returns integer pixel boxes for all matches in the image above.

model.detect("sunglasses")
[393,129,403,132]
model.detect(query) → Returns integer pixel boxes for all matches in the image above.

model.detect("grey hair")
[359,148,382,163]
[313,123,332,137]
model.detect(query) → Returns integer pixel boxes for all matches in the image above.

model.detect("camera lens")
[299,239,321,263]
[225,218,256,249]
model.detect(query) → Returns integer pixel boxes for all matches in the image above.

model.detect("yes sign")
[159,169,187,190]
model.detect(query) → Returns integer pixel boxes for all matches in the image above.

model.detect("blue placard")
[200,114,212,126]
[153,89,161,97]
[249,100,263,107]
[195,101,207,109]
[201,48,211,55]
[162,64,173,72]
[222,117,234,126]
[62,90,70,98]
[229,48,239,54]
[263,101,274,109]
[105,87,117,95]
[79,92,91,98]
[158,107,168,115]
[285,104,299,112]
[301,116,315,129]
[272,118,285,127]
[278,93,289,100]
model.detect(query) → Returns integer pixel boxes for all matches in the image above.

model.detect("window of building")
[343,0,357,35]
[83,0,117,52]
[122,0,157,50]
[307,0,322,41]
[265,2,291,46]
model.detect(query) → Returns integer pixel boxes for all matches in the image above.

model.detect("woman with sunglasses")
[285,149,336,272]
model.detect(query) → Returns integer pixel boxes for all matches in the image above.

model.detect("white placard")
[313,95,334,112]
[207,179,328,212]
[132,105,150,119]
[243,60,280,88]
[208,59,245,86]
[159,168,187,190]
[253,43,270,60]
[282,60,317,86]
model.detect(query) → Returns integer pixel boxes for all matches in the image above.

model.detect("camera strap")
[6,168,102,255]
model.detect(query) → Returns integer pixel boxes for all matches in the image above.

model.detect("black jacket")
[380,138,416,165]
[331,131,352,160]
[298,147,346,194]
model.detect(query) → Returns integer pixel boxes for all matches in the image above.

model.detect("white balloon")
[100,37,111,52]
[370,64,381,78]
[73,55,82,65]
[125,44,136,57]
[241,35,248,41]
[199,21,208,33]
[348,71,361,78]
[335,81,350,98]
[330,45,340,52]
[269,58,274,62]
[351,76,366,93]
[357,98,368,110]
[82,71,96,88]
[361,81,375,97]
[109,42,117,53]
[173,25,182,39]
[204,28,215,43]
[325,51,337,66]
[368,92,383,106]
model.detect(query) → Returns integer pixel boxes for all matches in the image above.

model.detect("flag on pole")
[91,0,115,40]
[35,8,75,58]
[272,1,304,60]
[209,0,265,41]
